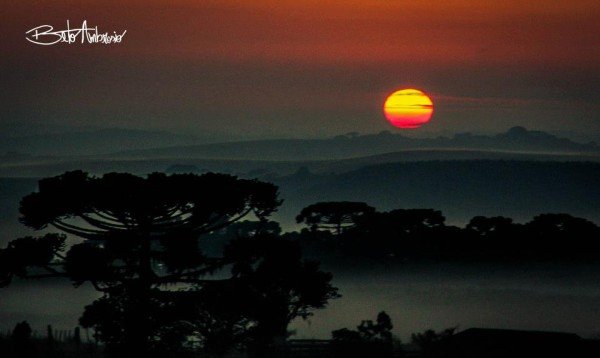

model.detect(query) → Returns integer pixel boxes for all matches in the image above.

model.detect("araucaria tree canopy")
[9,171,281,290]
[0,171,339,355]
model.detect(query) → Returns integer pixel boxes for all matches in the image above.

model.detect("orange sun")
[383,89,434,129]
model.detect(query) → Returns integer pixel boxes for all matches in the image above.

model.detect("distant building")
[430,328,600,357]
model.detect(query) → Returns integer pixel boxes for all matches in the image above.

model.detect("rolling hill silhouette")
[109,127,599,161]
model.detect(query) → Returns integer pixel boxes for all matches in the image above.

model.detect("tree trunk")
[119,233,154,357]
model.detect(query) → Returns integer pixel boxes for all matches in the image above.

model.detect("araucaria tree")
[0,171,337,355]
[296,201,375,235]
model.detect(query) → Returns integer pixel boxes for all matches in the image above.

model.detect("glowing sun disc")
[383,89,434,129]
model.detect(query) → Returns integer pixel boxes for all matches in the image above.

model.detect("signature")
[26,20,126,46]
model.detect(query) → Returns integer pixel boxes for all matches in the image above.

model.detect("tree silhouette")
[411,327,457,356]
[296,201,375,235]
[331,311,395,357]
[467,216,516,237]
[12,321,32,343]
[11,321,33,358]
[225,234,339,354]
[167,234,340,356]
[349,208,445,238]
[0,170,283,355]
[525,213,599,240]
[356,311,394,343]
[341,208,447,257]
[292,202,600,259]
[77,233,339,357]
[524,213,600,255]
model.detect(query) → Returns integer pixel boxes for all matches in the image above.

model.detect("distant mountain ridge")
[2,126,597,159]
[110,127,599,161]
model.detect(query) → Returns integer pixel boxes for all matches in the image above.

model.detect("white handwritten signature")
[26,20,126,46]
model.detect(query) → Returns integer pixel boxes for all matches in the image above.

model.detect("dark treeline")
[1,171,599,357]
[0,323,100,358]
[273,160,600,227]
[286,201,600,261]
[0,313,459,358]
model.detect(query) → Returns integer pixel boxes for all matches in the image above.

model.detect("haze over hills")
[1,126,600,178]
[1,126,599,227]
[1,148,600,179]
[1,126,598,160]
[110,126,599,161]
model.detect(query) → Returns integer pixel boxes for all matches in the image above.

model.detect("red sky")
[2,0,599,138]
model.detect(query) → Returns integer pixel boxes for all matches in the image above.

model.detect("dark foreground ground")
[2,328,600,358]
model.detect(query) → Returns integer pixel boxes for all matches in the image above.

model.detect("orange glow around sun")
[383,89,434,129]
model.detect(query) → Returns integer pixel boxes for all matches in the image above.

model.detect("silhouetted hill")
[111,127,599,161]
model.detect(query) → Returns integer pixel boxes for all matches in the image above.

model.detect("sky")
[1,0,599,139]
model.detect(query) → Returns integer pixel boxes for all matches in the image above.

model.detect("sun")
[383,89,434,129]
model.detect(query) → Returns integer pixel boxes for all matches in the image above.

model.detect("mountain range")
[1,126,598,160]
[110,126,600,161]
[1,127,600,178]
